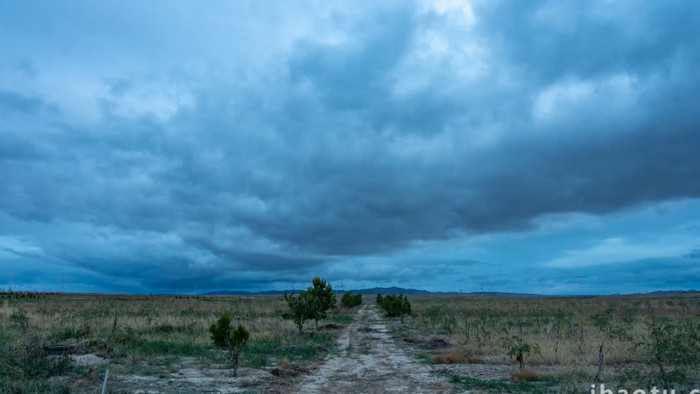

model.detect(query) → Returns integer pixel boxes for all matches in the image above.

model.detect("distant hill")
[201,286,432,296]
[346,287,433,295]
[200,288,700,298]
[200,290,254,295]
[469,291,551,298]
[201,287,555,296]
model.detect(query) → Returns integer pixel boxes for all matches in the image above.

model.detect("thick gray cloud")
[1,0,699,293]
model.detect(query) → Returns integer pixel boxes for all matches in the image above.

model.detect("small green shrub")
[283,277,337,332]
[210,314,250,376]
[307,277,336,329]
[341,292,362,308]
[377,294,412,323]
[283,291,316,334]
[502,334,540,372]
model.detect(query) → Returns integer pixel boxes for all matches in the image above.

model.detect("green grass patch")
[327,314,354,324]
[23,356,74,378]
[128,338,210,357]
[179,307,210,318]
[451,375,556,394]
[0,378,71,394]
[415,352,433,365]
[245,353,268,368]
[245,332,335,364]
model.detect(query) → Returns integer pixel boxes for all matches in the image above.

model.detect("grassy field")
[2,291,700,393]
[396,293,700,393]
[0,292,346,393]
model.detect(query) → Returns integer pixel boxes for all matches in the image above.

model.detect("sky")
[1,1,699,295]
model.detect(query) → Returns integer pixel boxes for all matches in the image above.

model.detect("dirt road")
[294,304,458,393]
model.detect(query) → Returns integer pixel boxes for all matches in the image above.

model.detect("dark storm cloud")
[0,91,45,113]
[289,6,415,111]
[1,0,700,292]
[484,2,700,80]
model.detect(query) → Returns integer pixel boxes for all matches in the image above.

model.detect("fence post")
[101,368,109,394]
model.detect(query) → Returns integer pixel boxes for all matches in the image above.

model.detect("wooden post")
[101,368,109,394]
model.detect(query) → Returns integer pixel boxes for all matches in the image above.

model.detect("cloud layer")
[1,0,699,293]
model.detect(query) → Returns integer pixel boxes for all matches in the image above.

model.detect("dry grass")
[4,291,700,391]
[511,368,541,382]
[403,293,700,367]
[391,293,700,390]
[0,292,345,393]
[432,349,463,364]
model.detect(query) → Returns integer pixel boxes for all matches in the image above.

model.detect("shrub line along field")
[1,288,700,393]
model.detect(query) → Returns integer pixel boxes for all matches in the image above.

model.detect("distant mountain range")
[201,286,432,296]
[199,287,572,297]
[200,287,700,297]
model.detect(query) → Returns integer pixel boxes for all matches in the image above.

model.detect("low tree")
[341,292,362,308]
[503,333,539,373]
[283,291,316,334]
[210,314,250,377]
[501,319,540,373]
[307,277,336,330]
[377,293,412,323]
[591,309,632,386]
[283,277,337,333]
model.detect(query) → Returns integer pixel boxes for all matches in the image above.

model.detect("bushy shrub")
[283,291,317,334]
[308,277,336,329]
[341,292,362,308]
[377,293,412,323]
[283,277,336,333]
[209,314,250,377]
[502,334,539,372]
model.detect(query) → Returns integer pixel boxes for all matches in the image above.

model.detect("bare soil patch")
[293,304,458,393]
[70,353,108,367]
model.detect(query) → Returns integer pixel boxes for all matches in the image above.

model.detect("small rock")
[70,353,108,366]
[420,339,450,350]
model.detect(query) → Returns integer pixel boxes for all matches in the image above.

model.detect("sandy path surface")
[294,304,458,394]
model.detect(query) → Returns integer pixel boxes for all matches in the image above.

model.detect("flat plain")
[1,291,699,393]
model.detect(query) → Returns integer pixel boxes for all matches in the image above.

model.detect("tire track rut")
[294,304,457,393]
